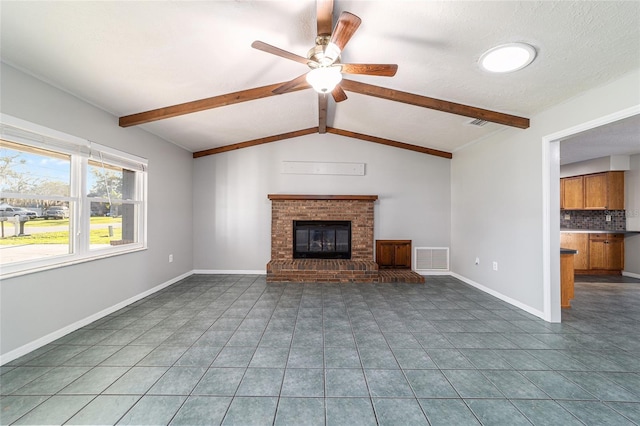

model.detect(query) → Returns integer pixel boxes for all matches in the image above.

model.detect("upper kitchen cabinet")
[561,176,585,209]
[584,171,624,210]
[561,171,624,210]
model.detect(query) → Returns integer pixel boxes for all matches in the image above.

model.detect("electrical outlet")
[475,257,480,265]
[492,261,498,271]
[606,214,612,222]
[169,254,173,263]
[564,214,570,220]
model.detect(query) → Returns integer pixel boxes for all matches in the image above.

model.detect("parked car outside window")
[44,206,70,219]
[0,206,37,220]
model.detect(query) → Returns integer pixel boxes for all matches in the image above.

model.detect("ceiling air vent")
[467,118,489,127]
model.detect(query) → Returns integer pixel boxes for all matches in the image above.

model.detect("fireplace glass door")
[293,220,351,259]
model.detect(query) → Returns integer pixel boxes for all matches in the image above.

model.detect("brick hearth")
[266,194,379,283]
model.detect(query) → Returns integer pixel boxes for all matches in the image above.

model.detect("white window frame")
[1,114,147,278]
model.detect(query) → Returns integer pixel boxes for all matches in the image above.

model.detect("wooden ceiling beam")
[319,94,328,134]
[192,127,318,158]
[327,127,453,159]
[340,78,530,129]
[192,126,452,160]
[119,82,310,127]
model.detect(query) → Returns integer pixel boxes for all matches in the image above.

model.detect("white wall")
[0,63,194,360]
[560,155,630,178]
[192,133,451,271]
[625,154,640,276]
[451,69,640,320]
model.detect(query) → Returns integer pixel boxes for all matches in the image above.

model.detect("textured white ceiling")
[1,1,639,160]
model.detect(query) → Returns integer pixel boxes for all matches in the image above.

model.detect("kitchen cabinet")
[561,171,624,210]
[376,240,411,269]
[584,171,624,210]
[560,233,589,270]
[561,176,584,210]
[589,233,624,271]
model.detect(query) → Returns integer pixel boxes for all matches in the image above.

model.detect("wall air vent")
[415,247,450,272]
[467,118,489,127]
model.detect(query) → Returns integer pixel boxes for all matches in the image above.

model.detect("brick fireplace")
[266,194,379,283]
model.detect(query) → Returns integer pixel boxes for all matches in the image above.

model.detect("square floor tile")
[558,400,636,426]
[405,370,459,398]
[521,370,597,400]
[465,399,532,425]
[103,367,168,395]
[148,366,206,395]
[211,347,256,368]
[116,395,186,425]
[480,370,549,399]
[192,368,245,396]
[281,369,324,397]
[235,368,284,396]
[0,395,49,425]
[511,399,584,426]
[12,395,94,425]
[326,397,377,426]
[14,366,91,395]
[365,369,414,397]
[418,398,480,426]
[169,396,231,425]
[65,395,140,425]
[221,396,278,426]
[174,346,221,367]
[324,346,361,368]
[287,346,324,368]
[60,366,129,394]
[325,368,369,397]
[373,398,429,425]
[274,397,325,426]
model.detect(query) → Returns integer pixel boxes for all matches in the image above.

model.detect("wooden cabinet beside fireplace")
[376,240,411,269]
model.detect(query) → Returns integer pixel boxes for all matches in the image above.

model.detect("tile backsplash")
[560,210,626,230]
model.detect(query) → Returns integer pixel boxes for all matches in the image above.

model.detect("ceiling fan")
[251,8,397,104]
[119,0,529,151]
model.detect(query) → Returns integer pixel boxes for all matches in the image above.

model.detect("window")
[1,114,147,277]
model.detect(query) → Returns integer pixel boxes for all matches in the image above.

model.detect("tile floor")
[1,274,639,425]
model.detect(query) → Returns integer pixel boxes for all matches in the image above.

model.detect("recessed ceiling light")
[479,42,537,73]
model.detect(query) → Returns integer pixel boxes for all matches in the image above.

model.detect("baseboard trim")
[450,272,547,321]
[193,269,266,275]
[0,270,194,366]
[622,271,640,280]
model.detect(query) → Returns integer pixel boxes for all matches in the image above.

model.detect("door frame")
[542,104,640,322]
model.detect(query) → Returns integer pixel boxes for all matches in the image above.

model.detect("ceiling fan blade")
[251,41,318,66]
[318,94,328,134]
[329,12,361,52]
[340,63,398,77]
[317,0,333,36]
[331,85,348,103]
[119,81,310,127]
[340,78,530,129]
[273,73,310,95]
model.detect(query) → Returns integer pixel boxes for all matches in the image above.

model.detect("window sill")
[0,245,147,280]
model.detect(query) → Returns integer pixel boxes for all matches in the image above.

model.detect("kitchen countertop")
[560,229,640,234]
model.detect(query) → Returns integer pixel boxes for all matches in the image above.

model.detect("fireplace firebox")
[293,220,351,259]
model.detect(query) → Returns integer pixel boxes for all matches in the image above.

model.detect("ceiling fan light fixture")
[479,42,536,73]
[306,67,342,93]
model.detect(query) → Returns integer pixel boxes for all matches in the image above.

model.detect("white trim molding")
[0,271,193,366]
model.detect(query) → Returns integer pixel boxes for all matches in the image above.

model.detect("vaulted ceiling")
[1,1,639,160]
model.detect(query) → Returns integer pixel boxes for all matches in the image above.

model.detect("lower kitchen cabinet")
[561,232,624,274]
[589,233,624,271]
